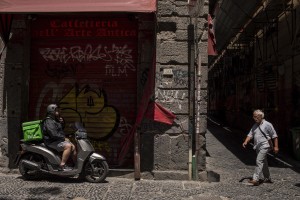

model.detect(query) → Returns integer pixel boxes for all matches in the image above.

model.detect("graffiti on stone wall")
[173,69,188,86]
[156,69,188,87]
[156,89,186,110]
[39,44,135,77]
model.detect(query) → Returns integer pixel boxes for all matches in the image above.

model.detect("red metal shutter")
[29,14,138,167]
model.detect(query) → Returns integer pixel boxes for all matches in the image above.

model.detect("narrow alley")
[0,117,299,200]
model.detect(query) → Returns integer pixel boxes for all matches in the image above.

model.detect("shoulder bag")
[258,126,274,150]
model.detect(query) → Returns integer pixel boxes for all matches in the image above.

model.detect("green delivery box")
[22,120,43,142]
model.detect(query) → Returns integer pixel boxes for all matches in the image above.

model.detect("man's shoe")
[248,179,260,186]
[262,178,273,183]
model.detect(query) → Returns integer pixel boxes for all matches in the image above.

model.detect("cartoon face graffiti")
[59,85,120,140]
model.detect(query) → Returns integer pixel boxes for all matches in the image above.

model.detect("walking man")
[242,109,279,186]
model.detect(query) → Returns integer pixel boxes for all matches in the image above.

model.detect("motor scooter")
[15,122,109,183]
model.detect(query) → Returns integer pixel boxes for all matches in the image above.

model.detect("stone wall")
[140,0,208,180]
[0,15,29,171]
[0,32,8,169]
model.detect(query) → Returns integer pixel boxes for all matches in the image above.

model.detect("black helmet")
[47,104,58,114]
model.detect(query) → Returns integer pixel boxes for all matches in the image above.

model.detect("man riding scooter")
[17,103,109,182]
[43,104,76,171]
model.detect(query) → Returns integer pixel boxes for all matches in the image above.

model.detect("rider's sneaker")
[58,165,73,171]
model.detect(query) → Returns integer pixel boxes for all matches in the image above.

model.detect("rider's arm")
[44,119,65,140]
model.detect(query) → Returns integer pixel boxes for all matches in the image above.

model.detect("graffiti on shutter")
[29,14,138,167]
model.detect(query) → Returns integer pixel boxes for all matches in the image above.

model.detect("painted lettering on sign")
[32,19,137,37]
[50,19,119,28]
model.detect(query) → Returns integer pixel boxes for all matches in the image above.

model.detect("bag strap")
[258,126,268,140]
[41,117,51,136]
[258,126,274,148]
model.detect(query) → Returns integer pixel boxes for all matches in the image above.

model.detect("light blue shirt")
[247,119,278,150]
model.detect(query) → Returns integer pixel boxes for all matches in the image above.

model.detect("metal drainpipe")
[188,22,196,180]
[194,17,200,181]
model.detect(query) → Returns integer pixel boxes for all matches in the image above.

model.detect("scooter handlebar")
[75,130,88,139]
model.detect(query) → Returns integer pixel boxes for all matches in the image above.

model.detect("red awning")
[0,0,157,13]
[208,14,217,56]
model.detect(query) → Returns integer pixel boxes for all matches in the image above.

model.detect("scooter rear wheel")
[82,159,109,183]
[19,154,43,180]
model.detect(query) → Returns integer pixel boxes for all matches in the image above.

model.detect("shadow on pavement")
[207,117,256,166]
[207,116,300,174]
[17,175,83,183]
[16,174,109,184]
[238,176,252,183]
[27,186,63,196]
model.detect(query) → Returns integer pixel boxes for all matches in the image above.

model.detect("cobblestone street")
[0,119,299,200]
[206,118,300,200]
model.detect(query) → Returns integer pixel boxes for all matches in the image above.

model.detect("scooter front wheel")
[82,159,109,183]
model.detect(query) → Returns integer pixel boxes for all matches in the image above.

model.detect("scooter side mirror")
[75,130,88,139]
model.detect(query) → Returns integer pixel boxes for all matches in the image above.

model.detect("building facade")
[0,0,209,180]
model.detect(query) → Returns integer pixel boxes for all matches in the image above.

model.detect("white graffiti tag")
[118,117,133,137]
[156,89,186,110]
[39,44,136,73]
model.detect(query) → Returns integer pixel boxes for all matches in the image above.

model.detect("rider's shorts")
[57,141,72,152]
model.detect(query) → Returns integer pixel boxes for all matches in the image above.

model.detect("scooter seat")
[38,143,59,155]
[43,145,62,155]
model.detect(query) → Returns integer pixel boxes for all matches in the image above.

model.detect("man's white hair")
[253,109,264,118]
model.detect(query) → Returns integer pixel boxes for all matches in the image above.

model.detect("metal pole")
[188,23,196,180]
[134,127,141,180]
[194,55,201,181]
